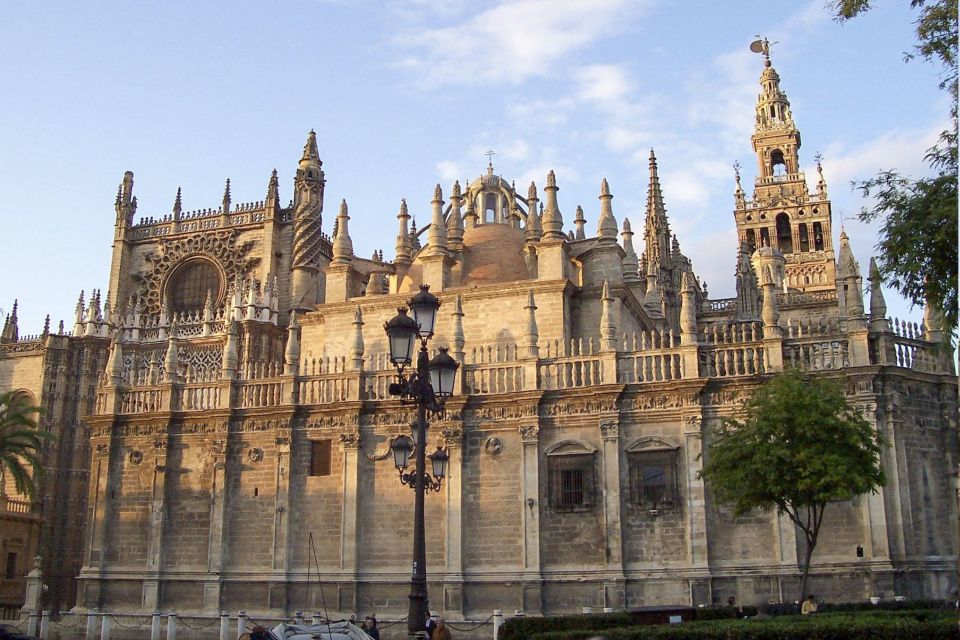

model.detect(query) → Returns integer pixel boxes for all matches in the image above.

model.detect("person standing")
[801,594,818,615]
[363,615,380,640]
[431,617,452,640]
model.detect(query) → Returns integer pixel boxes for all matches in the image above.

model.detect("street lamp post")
[384,285,459,639]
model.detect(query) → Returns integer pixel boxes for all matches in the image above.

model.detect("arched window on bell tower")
[776,213,793,253]
[813,222,824,251]
[798,223,809,252]
[771,150,787,176]
[745,229,756,253]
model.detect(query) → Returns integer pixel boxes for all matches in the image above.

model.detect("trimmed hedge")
[527,610,959,640]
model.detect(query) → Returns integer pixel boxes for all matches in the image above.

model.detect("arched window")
[771,150,786,176]
[759,227,771,248]
[775,213,793,253]
[745,229,756,253]
[798,223,809,252]
[484,193,496,224]
[166,259,223,314]
[813,222,824,251]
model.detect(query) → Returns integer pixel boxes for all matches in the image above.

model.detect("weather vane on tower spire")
[749,35,775,66]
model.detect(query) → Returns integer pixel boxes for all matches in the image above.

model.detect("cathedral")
[0,48,956,622]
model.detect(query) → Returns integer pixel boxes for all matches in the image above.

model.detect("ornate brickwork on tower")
[0,47,956,623]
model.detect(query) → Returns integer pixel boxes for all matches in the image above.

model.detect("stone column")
[272,436,293,576]
[204,438,229,612]
[519,423,543,614]
[600,419,625,609]
[338,430,362,613]
[441,426,465,616]
[143,439,168,610]
[683,416,710,569]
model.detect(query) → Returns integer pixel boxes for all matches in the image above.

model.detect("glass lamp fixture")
[408,284,440,339]
[384,308,419,367]
[428,347,459,397]
[428,447,449,481]
[390,434,415,471]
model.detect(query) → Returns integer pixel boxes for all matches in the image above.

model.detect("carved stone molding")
[211,439,227,456]
[139,229,260,314]
[484,437,503,456]
[440,427,463,448]
[466,404,536,422]
[683,415,703,433]
[275,436,291,447]
[540,396,617,417]
[95,442,109,455]
[339,431,362,449]
[599,420,620,440]
[153,439,167,451]
[519,425,540,443]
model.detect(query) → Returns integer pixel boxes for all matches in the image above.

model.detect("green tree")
[698,371,886,602]
[0,391,52,500]
[833,0,958,338]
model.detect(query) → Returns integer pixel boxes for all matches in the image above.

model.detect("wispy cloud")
[391,0,650,86]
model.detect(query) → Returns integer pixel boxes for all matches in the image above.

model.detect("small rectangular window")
[4,553,16,580]
[548,454,595,511]
[310,440,332,477]
[629,450,679,510]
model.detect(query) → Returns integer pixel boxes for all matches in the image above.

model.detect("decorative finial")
[173,187,182,216]
[485,148,495,172]
[749,36,773,67]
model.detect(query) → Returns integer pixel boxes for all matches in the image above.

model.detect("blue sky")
[0,1,948,333]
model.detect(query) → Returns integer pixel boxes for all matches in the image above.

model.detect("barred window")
[629,449,679,509]
[309,439,332,477]
[548,451,595,512]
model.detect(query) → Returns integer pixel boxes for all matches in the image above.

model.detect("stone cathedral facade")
[0,54,956,620]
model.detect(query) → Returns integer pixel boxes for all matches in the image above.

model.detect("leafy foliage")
[0,391,52,499]
[698,371,885,601]
[832,0,958,337]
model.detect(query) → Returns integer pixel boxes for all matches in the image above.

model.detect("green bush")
[819,599,952,613]
[527,610,959,640]
[498,612,635,640]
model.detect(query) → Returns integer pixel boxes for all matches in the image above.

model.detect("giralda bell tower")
[734,38,837,292]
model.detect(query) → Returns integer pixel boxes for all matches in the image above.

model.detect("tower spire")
[426,184,448,256]
[290,130,327,309]
[644,149,671,273]
[597,178,618,242]
[172,187,182,219]
[332,199,354,264]
[541,170,564,240]
[222,178,231,215]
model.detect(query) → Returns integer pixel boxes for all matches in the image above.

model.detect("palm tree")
[0,391,52,500]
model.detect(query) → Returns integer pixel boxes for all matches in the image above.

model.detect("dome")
[461,223,529,286]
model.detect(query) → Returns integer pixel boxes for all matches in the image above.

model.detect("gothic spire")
[427,184,448,256]
[301,129,322,166]
[395,199,412,261]
[222,178,231,215]
[541,170,565,240]
[265,169,280,212]
[644,149,672,272]
[172,187,182,219]
[332,199,354,264]
[597,178,618,242]
[447,180,465,250]
[574,205,586,240]
[621,218,640,283]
